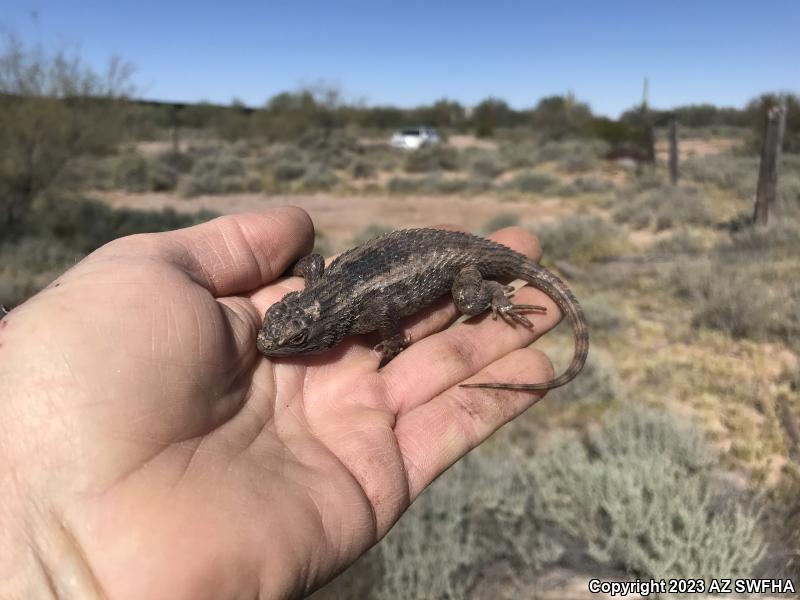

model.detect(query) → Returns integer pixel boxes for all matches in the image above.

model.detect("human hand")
[0,207,560,599]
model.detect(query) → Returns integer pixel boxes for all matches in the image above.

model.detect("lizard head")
[256,291,326,356]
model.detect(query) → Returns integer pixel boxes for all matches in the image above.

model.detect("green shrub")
[671,258,800,342]
[505,171,559,194]
[351,160,375,179]
[297,165,338,192]
[527,409,764,581]
[480,213,520,234]
[614,185,714,231]
[372,447,563,599]
[648,228,708,256]
[470,157,505,179]
[387,175,488,195]
[573,176,615,194]
[352,223,394,245]
[499,142,540,169]
[182,151,248,196]
[114,152,149,193]
[272,161,306,182]
[403,146,459,173]
[580,292,627,333]
[535,215,629,265]
[157,151,194,174]
[547,349,623,405]
[682,155,759,199]
[1,196,217,306]
[147,160,178,192]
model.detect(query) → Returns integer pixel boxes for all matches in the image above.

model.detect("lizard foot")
[374,334,410,366]
[491,294,546,327]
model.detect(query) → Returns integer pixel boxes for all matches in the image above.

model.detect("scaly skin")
[257,228,588,390]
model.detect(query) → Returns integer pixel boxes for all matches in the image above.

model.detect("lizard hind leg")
[452,265,546,328]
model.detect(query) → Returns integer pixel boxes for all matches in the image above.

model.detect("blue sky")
[2,0,798,117]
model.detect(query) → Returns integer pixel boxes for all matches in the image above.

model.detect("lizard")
[256,228,588,390]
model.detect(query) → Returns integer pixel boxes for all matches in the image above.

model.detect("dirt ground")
[101,191,576,248]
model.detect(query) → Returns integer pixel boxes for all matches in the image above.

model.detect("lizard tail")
[460,261,589,391]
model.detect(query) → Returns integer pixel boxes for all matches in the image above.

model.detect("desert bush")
[147,158,178,192]
[387,175,488,195]
[272,161,306,182]
[614,185,714,231]
[480,213,521,234]
[535,215,629,265]
[505,171,559,194]
[182,150,248,196]
[1,196,216,306]
[0,35,134,227]
[648,228,708,256]
[157,150,194,174]
[580,292,627,333]
[403,146,459,173]
[682,154,759,199]
[538,139,610,172]
[470,157,505,179]
[528,409,764,581]
[113,152,149,192]
[575,176,615,194]
[671,258,800,342]
[297,165,339,192]
[351,160,375,179]
[352,223,394,246]
[547,349,623,405]
[372,447,563,599]
[499,142,540,169]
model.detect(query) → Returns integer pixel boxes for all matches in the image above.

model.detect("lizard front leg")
[292,254,325,285]
[452,265,546,327]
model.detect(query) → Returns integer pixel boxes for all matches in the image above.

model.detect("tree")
[0,34,135,229]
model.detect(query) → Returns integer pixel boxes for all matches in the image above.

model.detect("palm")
[4,208,561,599]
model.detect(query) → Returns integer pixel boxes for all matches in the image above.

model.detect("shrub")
[387,175,488,195]
[682,155,759,199]
[535,215,629,265]
[1,196,216,306]
[352,223,394,245]
[403,146,459,173]
[351,160,375,179]
[499,142,540,169]
[579,293,627,333]
[547,349,623,405]
[614,185,714,231]
[147,159,178,192]
[272,161,306,182]
[372,447,564,599]
[527,409,764,581]
[671,258,800,342]
[182,151,248,196]
[480,213,520,234]
[648,228,708,256]
[470,157,504,179]
[114,152,149,193]
[297,165,338,192]
[505,171,559,194]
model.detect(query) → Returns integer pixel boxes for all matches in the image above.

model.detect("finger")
[94,206,315,297]
[395,347,554,500]
[380,279,562,414]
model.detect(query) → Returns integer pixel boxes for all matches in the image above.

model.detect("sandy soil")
[100,191,576,247]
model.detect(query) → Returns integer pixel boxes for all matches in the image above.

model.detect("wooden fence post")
[669,119,679,184]
[753,100,787,226]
